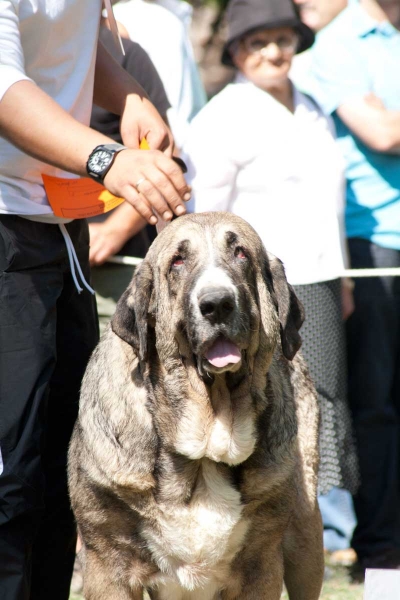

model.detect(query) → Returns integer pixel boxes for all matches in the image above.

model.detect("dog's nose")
[198,287,236,322]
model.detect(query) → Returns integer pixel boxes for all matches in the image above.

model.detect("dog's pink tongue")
[205,339,241,368]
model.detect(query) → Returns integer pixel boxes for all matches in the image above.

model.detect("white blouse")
[183,75,347,286]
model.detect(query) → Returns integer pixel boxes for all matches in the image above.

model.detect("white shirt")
[0,0,101,217]
[290,50,313,92]
[113,0,206,147]
[183,76,347,285]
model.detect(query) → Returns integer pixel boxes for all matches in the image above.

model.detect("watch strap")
[100,143,127,152]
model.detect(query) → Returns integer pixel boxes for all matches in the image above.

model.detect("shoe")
[329,548,357,567]
[350,548,400,584]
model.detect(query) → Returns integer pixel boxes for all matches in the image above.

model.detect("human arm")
[0,4,189,223]
[89,203,146,266]
[0,79,189,223]
[93,27,171,131]
[120,35,171,118]
[88,33,173,264]
[308,33,400,153]
[93,39,173,153]
[336,95,400,153]
[88,37,173,263]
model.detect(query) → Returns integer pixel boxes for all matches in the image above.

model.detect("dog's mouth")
[203,336,242,372]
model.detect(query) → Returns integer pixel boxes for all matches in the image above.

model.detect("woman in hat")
[184,0,359,556]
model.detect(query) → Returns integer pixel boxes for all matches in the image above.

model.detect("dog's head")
[111,213,304,376]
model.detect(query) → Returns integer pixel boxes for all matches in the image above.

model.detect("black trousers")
[0,216,99,600]
[346,238,400,559]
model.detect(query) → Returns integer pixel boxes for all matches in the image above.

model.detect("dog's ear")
[111,260,153,361]
[264,253,305,361]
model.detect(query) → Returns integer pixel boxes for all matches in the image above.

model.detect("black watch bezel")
[86,143,127,184]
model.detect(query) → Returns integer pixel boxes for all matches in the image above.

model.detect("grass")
[70,559,365,599]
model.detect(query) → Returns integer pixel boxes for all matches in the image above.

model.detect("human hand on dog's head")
[103,148,191,225]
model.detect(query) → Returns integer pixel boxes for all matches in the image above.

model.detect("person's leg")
[347,238,400,561]
[393,273,400,550]
[318,488,357,551]
[0,217,63,600]
[0,217,98,600]
[30,220,99,600]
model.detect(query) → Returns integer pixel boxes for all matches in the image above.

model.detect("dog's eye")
[172,255,184,267]
[235,247,247,260]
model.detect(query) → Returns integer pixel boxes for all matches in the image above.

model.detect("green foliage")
[188,0,229,11]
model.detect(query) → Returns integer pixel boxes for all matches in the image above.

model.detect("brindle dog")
[68,212,324,600]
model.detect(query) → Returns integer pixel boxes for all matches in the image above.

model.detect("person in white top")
[0,1,191,599]
[185,13,344,287]
[113,0,207,148]
[184,0,358,545]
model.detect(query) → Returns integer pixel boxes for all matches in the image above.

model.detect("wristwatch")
[86,143,127,184]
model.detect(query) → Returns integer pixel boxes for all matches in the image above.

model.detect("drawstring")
[59,224,95,295]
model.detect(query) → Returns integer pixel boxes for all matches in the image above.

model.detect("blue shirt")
[307,2,400,250]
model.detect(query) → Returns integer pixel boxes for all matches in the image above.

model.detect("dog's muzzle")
[193,285,242,373]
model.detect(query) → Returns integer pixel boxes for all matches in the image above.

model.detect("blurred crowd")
[1,0,400,597]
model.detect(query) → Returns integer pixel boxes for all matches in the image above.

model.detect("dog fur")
[68,212,324,600]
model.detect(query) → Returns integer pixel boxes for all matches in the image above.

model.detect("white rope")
[59,224,83,293]
[106,255,400,278]
[59,224,95,294]
[343,267,400,278]
[106,255,143,266]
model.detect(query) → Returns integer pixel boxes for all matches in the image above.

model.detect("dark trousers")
[0,216,99,600]
[346,238,400,559]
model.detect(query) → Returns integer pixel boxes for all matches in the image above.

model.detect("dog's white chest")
[144,461,248,595]
[174,392,256,466]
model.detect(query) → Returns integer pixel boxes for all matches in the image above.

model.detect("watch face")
[88,149,112,174]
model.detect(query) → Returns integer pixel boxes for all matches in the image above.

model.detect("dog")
[68,212,324,600]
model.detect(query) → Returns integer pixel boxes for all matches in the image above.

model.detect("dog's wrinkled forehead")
[148,212,261,269]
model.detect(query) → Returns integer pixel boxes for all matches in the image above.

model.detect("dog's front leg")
[83,551,144,600]
[84,579,143,600]
[283,503,324,600]
[220,547,285,600]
